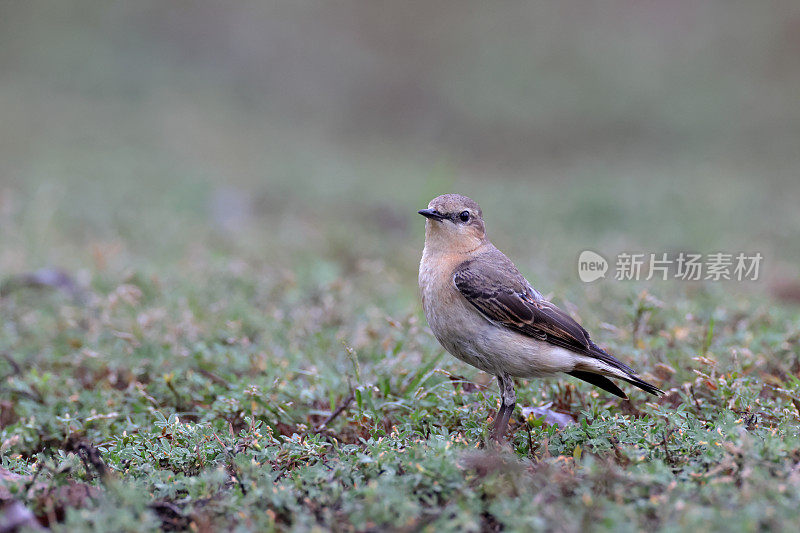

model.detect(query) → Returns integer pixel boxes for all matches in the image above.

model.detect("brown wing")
[453,258,634,374]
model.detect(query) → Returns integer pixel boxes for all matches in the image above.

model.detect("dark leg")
[490,373,516,441]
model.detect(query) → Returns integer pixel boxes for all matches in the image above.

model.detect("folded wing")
[453,258,634,375]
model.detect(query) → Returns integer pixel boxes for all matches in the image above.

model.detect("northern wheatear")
[418,194,662,440]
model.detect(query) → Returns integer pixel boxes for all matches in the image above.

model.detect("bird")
[417,193,663,441]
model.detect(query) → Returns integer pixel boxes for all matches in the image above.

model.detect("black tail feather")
[567,371,627,399]
[587,340,634,375]
[567,370,663,398]
[618,374,664,396]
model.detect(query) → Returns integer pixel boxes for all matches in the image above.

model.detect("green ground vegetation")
[1,166,799,531]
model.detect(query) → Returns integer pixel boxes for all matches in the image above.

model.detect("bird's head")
[419,194,487,253]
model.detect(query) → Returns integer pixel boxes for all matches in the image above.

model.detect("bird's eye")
[458,211,470,222]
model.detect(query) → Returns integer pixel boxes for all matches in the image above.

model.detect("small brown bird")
[418,194,662,440]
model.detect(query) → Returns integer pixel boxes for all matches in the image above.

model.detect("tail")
[567,370,663,399]
[617,373,664,396]
[567,341,664,398]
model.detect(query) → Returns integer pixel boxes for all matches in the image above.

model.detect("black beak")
[418,208,445,221]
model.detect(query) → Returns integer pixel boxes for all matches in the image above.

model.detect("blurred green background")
[1,1,799,300]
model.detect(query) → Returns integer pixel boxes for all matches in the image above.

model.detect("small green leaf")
[573,444,582,461]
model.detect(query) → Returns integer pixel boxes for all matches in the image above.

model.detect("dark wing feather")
[453,259,634,375]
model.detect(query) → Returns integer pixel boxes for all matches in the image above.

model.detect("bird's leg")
[498,374,517,438]
[490,373,516,441]
[490,374,509,441]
